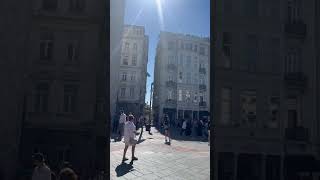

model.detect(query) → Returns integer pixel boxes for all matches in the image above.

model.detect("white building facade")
[117,25,149,116]
[153,32,210,126]
[110,0,125,118]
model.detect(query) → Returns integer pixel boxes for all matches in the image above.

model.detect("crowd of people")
[160,114,211,145]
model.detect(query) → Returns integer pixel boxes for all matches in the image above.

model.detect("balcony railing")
[285,21,307,39]
[167,64,177,71]
[199,67,206,74]
[199,84,207,91]
[284,72,307,91]
[199,101,207,107]
[166,80,177,87]
[165,99,177,106]
[285,127,309,141]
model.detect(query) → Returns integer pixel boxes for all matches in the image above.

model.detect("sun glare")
[155,0,164,29]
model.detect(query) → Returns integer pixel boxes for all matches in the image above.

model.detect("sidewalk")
[110,127,210,180]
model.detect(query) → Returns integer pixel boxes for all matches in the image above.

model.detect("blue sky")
[124,0,210,104]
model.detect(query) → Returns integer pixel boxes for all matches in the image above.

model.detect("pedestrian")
[180,119,187,136]
[59,167,78,180]
[138,114,144,132]
[31,153,52,180]
[122,114,138,163]
[163,114,171,144]
[118,111,126,141]
[146,117,152,135]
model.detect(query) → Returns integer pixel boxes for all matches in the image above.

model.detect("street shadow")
[115,162,134,177]
[155,127,209,142]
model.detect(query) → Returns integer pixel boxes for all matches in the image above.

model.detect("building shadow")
[154,126,209,142]
[115,162,134,177]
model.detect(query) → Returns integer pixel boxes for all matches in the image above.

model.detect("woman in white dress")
[122,115,138,163]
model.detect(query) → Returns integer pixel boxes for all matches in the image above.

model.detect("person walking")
[122,114,138,163]
[180,119,187,136]
[31,153,52,180]
[118,111,126,141]
[163,114,171,144]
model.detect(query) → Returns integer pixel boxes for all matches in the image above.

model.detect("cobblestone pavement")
[110,127,210,180]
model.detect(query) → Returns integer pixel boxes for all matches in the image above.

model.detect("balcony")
[167,64,177,71]
[199,101,207,107]
[199,84,207,91]
[199,67,206,74]
[285,127,309,141]
[166,80,177,87]
[165,99,177,106]
[284,72,307,91]
[284,21,307,39]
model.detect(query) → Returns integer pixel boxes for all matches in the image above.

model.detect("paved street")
[110,127,210,180]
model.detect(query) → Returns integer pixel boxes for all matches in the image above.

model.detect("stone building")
[117,25,149,117]
[213,0,319,179]
[16,0,108,178]
[153,31,210,127]
[110,0,125,119]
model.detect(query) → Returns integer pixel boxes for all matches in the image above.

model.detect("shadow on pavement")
[115,162,134,177]
[155,127,209,142]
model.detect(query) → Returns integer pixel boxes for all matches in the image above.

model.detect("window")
[222,32,232,68]
[121,72,127,81]
[199,46,205,55]
[288,0,301,23]
[34,82,49,112]
[130,87,134,97]
[221,88,232,125]
[186,73,191,84]
[133,43,137,51]
[178,90,183,101]
[168,41,174,50]
[244,0,259,17]
[63,85,78,113]
[131,72,136,81]
[42,0,57,11]
[240,90,257,127]
[40,32,54,61]
[180,42,184,49]
[186,56,191,67]
[268,96,280,128]
[247,34,259,72]
[168,56,174,65]
[270,38,280,72]
[285,48,301,73]
[194,93,198,103]
[67,42,79,63]
[168,74,174,81]
[179,55,183,65]
[168,90,173,100]
[179,72,183,82]
[124,42,129,51]
[186,91,191,102]
[132,55,137,66]
[185,43,192,50]
[120,88,126,97]
[194,45,198,52]
[69,0,85,12]
[122,56,128,65]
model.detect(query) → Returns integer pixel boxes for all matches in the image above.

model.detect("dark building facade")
[213,0,319,179]
[13,0,108,179]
